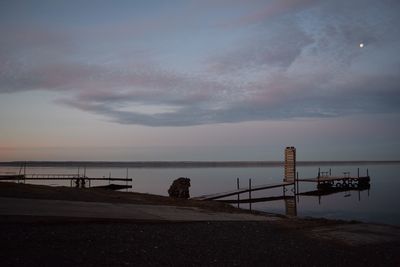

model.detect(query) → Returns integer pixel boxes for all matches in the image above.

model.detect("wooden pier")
[192,166,371,207]
[0,174,132,182]
[0,173,132,190]
[192,182,294,201]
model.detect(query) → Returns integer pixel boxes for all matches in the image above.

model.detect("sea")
[1,162,399,225]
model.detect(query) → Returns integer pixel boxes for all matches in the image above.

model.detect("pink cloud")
[223,0,317,27]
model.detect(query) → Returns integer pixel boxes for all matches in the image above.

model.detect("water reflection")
[223,182,371,218]
[284,197,297,217]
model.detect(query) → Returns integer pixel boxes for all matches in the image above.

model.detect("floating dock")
[298,175,370,189]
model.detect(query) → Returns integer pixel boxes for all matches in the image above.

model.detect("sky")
[0,0,399,161]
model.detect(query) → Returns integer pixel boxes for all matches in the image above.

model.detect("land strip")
[0,182,399,266]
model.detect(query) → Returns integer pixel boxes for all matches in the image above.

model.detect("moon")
[359,43,364,48]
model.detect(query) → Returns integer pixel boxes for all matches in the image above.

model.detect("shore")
[1,160,399,168]
[1,182,399,266]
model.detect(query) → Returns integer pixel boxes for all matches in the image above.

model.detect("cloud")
[1,1,400,127]
[208,21,314,73]
[223,0,318,27]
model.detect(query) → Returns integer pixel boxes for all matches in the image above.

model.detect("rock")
[168,177,191,199]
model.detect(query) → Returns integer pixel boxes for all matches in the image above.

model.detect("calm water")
[1,164,399,225]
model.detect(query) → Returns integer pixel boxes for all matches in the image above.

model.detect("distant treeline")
[0,161,399,168]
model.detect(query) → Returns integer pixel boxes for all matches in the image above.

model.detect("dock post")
[237,178,240,208]
[249,178,252,211]
[84,167,86,180]
[367,168,369,177]
[296,172,300,202]
[23,162,26,183]
[318,168,320,178]
[358,168,360,178]
[126,168,129,191]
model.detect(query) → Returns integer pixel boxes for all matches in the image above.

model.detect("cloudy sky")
[1,0,399,161]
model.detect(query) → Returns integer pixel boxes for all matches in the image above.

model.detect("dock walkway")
[192,182,294,201]
[0,174,132,182]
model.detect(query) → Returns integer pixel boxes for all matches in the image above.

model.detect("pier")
[0,166,133,190]
[193,147,371,213]
[192,182,294,201]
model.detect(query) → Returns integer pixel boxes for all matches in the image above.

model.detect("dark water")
[1,163,399,225]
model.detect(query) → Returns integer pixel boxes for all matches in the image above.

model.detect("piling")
[248,178,252,211]
[296,172,300,202]
[237,178,240,208]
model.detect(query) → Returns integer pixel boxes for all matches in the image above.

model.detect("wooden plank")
[0,175,24,180]
[218,195,293,204]
[91,184,132,190]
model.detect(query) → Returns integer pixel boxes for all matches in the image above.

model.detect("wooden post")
[126,168,129,191]
[358,168,360,178]
[237,178,240,208]
[296,172,299,202]
[249,178,252,211]
[318,168,320,178]
[23,162,26,183]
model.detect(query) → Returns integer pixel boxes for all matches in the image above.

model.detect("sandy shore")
[0,182,399,266]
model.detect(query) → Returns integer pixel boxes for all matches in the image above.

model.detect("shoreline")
[1,160,400,168]
[0,181,396,226]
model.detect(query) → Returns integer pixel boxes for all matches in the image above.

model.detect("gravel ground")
[1,182,399,266]
[1,219,399,267]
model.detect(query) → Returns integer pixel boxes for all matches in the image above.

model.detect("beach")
[0,182,399,266]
